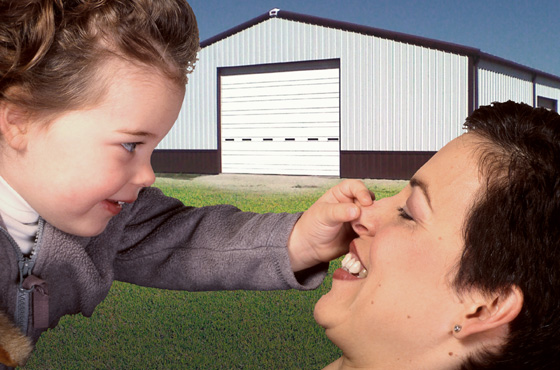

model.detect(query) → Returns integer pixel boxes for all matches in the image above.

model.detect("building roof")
[200,9,560,84]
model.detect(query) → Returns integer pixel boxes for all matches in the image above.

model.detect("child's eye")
[397,207,414,221]
[121,142,138,153]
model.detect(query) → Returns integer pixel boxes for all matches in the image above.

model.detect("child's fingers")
[329,179,374,206]
[314,202,361,227]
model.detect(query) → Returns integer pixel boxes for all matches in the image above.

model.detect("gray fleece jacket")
[0,187,327,368]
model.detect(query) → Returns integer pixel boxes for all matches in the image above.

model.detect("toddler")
[0,0,372,367]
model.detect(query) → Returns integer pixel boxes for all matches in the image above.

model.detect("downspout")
[468,54,480,115]
[532,73,537,107]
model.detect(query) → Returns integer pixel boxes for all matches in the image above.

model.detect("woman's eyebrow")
[410,177,432,211]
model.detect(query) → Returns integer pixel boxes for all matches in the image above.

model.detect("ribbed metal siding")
[159,18,468,152]
[477,60,533,107]
[344,37,468,151]
[158,43,223,150]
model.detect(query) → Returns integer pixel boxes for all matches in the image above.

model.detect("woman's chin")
[313,293,330,328]
[313,290,347,331]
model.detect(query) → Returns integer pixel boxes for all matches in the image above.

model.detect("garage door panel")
[221,122,339,130]
[222,140,339,152]
[223,153,339,165]
[222,134,338,141]
[221,66,340,176]
[223,126,336,136]
[222,69,338,84]
[223,166,338,176]
[223,166,339,176]
[223,136,340,142]
[223,91,340,103]
[222,113,339,125]
[222,84,339,99]
[222,97,340,111]
[223,156,339,176]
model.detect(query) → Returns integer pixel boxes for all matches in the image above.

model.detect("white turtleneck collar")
[0,175,40,254]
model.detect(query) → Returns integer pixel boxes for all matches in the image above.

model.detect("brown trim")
[537,96,558,112]
[200,13,270,48]
[152,149,435,179]
[468,56,479,114]
[532,73,537,107]
[201,10,480,57]
[340,151,436,180]
[479,52,560,85]
[200,10,560,85]
[151,150,220,174]
[219,59,341,76]
[217,70,222,173]
[277,10,480,57]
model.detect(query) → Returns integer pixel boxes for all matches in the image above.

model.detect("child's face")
[6,60,185,236]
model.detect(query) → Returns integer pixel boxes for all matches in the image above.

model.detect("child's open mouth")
[103,199,126,215]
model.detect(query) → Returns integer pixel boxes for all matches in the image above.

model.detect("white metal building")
[152,9,560,179]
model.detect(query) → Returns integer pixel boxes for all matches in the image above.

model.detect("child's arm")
[111,182,371,292]
[287,180,374,272]
[113,188,325,291]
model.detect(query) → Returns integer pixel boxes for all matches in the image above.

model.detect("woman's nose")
[351,202,380,236]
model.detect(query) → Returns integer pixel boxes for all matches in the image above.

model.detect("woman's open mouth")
[340,252,368,278]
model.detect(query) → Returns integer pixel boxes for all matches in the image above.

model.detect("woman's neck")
[323,352,462,370]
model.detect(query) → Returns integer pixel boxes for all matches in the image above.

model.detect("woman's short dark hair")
[454,101,560,369]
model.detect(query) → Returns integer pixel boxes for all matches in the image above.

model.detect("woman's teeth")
[341,253,368,278]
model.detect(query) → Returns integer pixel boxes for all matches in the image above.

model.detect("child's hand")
[288,180,374,272]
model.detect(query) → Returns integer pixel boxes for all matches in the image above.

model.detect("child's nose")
[133,161,156,188]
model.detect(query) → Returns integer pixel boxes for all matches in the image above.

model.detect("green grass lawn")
[22,177,404,370]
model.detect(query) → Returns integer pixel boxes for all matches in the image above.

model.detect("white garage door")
[220,67,340,176]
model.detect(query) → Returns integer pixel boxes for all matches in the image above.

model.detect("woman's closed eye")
[121,142,140,153]
[397,207,414,221]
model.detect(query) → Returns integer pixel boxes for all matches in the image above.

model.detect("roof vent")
[269,8,280,17]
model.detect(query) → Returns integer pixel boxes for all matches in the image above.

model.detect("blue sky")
[187,0,560,78]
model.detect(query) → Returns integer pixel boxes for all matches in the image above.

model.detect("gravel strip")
[156,173,407,194]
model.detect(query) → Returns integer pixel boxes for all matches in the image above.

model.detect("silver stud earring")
[453,325,462,333]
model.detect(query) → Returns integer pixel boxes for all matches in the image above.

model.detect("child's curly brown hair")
[0,0,199,120]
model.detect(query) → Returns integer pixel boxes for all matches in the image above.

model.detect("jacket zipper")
[1,218,45,335]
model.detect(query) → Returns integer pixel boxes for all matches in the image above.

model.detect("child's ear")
[0,102,31,151]
[454,285,523,339]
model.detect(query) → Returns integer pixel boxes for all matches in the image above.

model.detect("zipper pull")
[18,256,32,278]
[18,260,25,281]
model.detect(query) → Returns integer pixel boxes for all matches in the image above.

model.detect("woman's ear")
[0,102,30,151]
[455,285,523,339]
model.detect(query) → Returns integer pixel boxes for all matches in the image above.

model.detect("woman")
[315,101,560,369]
